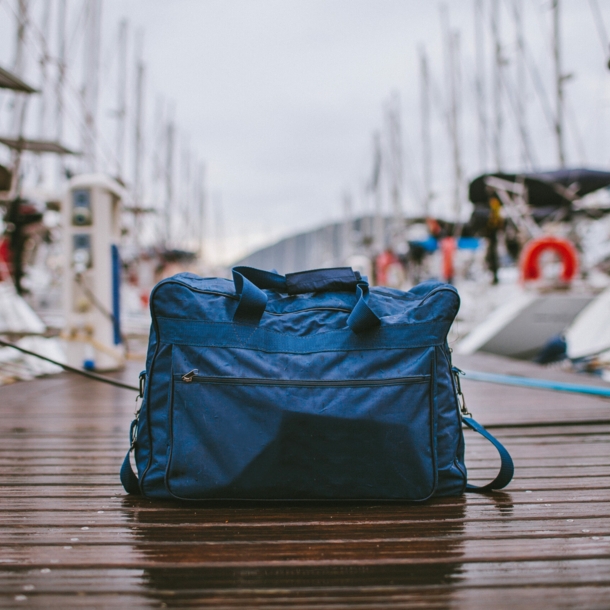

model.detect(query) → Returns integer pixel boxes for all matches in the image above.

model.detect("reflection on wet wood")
[0,355,609,608]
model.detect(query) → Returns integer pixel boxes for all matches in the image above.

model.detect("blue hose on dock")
[462,369,610,398]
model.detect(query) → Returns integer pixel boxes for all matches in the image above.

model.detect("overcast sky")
[1,0,610,263]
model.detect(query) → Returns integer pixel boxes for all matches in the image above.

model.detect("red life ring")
[520,236,579,283]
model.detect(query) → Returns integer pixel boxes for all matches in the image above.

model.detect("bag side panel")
[394,285,465,497]
[131,323,156,489]
[136,278,232,499]
[137,340,174,498]
[433,344,467,496]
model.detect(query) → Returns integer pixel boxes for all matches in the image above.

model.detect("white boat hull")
[456,291,593,360]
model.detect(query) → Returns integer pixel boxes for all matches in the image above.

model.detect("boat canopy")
[469,168,610,209]
[0,164,11,192]
[0,66,38,94]
[0,137,77,155]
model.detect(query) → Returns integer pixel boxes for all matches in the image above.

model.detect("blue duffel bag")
[121,266,513,500]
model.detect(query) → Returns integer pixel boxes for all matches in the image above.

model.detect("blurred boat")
[456,289,593,360]
[454,169,610,361]
[566,287,610,361]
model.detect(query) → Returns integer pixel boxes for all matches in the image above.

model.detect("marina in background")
[0,2,609,608]
[0,2,609,381]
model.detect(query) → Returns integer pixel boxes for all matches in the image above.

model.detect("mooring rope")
[0,338,140,393]
[2,337,609,401]
[462,369,610,398]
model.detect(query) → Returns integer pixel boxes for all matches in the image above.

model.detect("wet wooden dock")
[0,353,609,608]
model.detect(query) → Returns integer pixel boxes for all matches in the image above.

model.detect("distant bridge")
[233,215,395,274]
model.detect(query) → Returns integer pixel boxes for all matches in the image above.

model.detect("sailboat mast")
[474,0,487,171]
[491,0,504,171]
[385,92,403,245]
[133,32,145,243]
[512,0,537,170]
[164,115,175,247]
[197,162,206,263]
[214,193,225,267]
[36,0,52,185]
[372,132,384,253]
[342,190,353,263]
[419,46,432,217]
[55,0,67,185]
[12,0,28,84]
[552,0,566,167]
[115,20,128,180]
[9,0,29,197]
[441,6,463,222]
[82,0,102,173]
[12,0,29,131]
[449,31,463,221]
[180,141,191,245]
[513,0,528,169]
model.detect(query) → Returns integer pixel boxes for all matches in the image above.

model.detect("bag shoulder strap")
[462,416,514,492]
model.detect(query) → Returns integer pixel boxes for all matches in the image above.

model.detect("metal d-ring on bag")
[121,266,513,500]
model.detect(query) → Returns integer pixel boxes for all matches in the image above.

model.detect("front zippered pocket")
[167,368,437,502]
[179,370,429,387]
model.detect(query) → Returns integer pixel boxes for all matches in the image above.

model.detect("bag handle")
[463,416,514,492]
[233,266,364,294]
[232,266,381,333]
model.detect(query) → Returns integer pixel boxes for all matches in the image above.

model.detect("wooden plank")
[0,535,608,567]
[2,464,607,478]
[0,587,609,610]
[0,358,609,608]
[0,589,606,610]
[1,495,609,516]
[0,517,608,545]
[0,558,608,587]
[0,487,609,504]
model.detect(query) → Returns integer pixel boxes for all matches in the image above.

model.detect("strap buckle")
[129,418,138,450]
[138,371,146,399]
[452,367,472,418]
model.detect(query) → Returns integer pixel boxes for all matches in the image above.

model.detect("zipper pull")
[182,369,198,383]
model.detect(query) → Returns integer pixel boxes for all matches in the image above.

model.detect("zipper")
[179,370,428,387]
[266,306,351,316]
